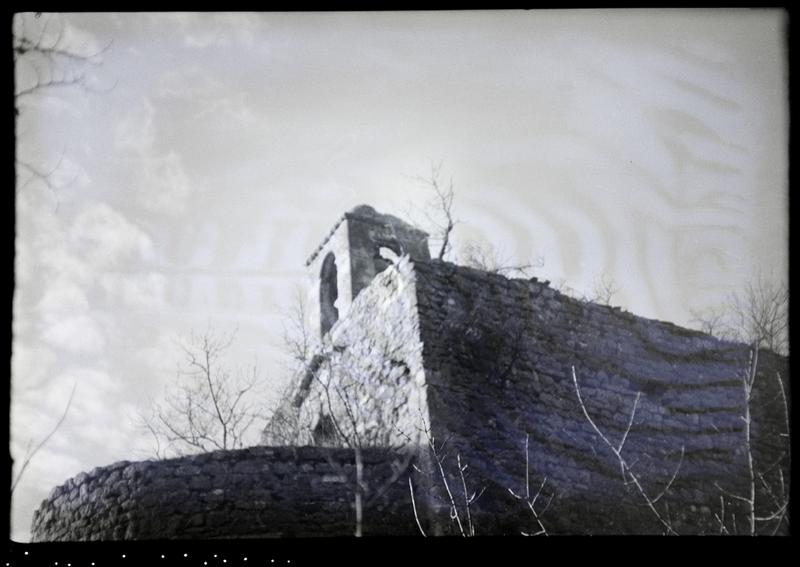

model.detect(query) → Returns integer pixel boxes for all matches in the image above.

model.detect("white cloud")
[114,98,156,153]
[157,66,259,131]
[50,156,92,191]
[60,16,104,57]
[157,65,225,99]
[140,151,192,216]
[13,366,135,461]
[12,371,77,452]
[99,272,168,309]
[33,279,98,353]
[36,280,91,320]
[69,202,155,267]
[114,99,195,216]
[194,93,257,128]
[36,241,92,287]
[41,315,106,354]
[11,343,57,393]
[138,330,182,373]
[157,12,262,49]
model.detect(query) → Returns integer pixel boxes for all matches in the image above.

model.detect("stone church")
[32,205,789,539]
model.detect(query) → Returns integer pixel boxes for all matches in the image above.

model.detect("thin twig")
[713,482,750,504]
[457,454,475,536]
[652,446,685,504]
[507,434,551,536]
[617,392,641,454]
[572,366,678,535]
[409,476,427,537]
[11,382,77,494]
[714,496,730,535]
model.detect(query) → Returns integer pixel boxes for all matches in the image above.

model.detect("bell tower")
[304,205,430,340]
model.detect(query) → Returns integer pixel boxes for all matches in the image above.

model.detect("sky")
[11,10,788,541]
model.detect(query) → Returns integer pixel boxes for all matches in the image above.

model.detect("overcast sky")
[11,10,787,541]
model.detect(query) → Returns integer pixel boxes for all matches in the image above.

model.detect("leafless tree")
[584,272,620,305]
[691,305,730,338]
[407,161,548,280]
[692,276,788,356]
[729,278,788,355]
[259,288,316,446]
[407,415,485,537]
[459,240,542,278]
[550,272,621,305]
[307,346,421,536]
[572,366,684,535]
[550,278,580,298]
[713,348,790,535]
[407,161,459,261]
[266,320,418,536]
[140,328,264,458]
[507,434,553,536]
[547,274,620,307]
[279,286,313,372]
[14,13,113,201]
[260,381,305,447]
[11,382,77,496]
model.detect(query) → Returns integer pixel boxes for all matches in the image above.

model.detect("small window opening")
[320,252,339,336]
[313,414,339,446]
[374,241,402,274]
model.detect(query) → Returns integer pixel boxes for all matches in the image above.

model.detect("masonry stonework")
[263,255,430,450]
[412,261,788,534]
[31,205,789,539]
[31,447,419,541]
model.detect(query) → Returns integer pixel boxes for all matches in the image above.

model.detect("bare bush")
[692,276,788,355]
[549,273,621,307]
[140,328,263,458]
[459,240,542,278]
[584,272,620,305]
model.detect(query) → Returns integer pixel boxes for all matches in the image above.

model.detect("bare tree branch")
[584,272,620,305]
[572,366,678,535]
[139,328,264,458]
[14,14,113,100]
[406,161,459,261]
[459,240,542,277]
[11,382,77,495]
[409,476,427,537]
[692,276,788,355]
[651,447,684,504]
[507,434,552,536]
[713,348,790,535]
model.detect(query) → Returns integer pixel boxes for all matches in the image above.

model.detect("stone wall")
[412,260,789,535]
[263,255,430,450]
[31,446,420,541]
[343,205,430,301]
[33,253,788,539]
[303,205,430,341]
